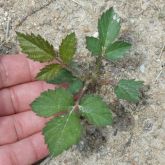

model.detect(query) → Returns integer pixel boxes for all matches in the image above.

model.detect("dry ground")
[0,0,165,165]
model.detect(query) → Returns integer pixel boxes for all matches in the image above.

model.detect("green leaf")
[105,41,131,61]
[47,69,76,84]
[47,69,83,94]
[37,64,62,81]
[68,79,83,94]
[17,32,55,62]
[31,88,74,117]
[79,95,112,126]
[86,36,102,56]
[59,32,77,64]
[98,7,121,50]
[43,113,83,156]
[114,79,143,103]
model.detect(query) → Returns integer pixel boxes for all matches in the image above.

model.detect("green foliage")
[59,32,77,64]
[115,79,144,103]
[86,7,131,60]
[31,89,74,117]
[47,69,76,84]
[68,79,84,94]
[17,32,55,62]
[105,41,132,61]
[98,7,121,49]
[37,64,62,81]
[79,95,112,126]
[16,7,144,158]
[86,36,102,56]
[47,69,83,94]
[43,113,83,156]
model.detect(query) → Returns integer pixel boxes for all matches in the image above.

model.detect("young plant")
[16,7,143,157]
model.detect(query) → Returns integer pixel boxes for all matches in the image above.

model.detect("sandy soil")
[0,0,165,165]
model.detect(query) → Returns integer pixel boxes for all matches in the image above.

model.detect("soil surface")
[0,0,165,165]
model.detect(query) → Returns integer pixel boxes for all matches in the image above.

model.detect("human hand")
[0,54,56,165]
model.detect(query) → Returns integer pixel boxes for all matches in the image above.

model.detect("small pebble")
[140,64,145,73]
[93,32,98,38]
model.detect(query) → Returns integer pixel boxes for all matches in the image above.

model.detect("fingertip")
[0,132,49,165]
[30,132,49,159]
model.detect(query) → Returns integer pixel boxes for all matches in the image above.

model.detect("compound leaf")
[68,79,83,94]
[86,36,102,56]
[79,95,112,126]
[59,33,77,64]
[47,69,83,94]
[37,64,62,81]
[105,41,131,61]
[47,69,76,84]
[31,88,74,117]
[114,79,143,103]
[43,113,83,156]
[98,7,121,50]
[17,32,55,62]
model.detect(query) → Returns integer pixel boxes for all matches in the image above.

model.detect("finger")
[0,132,48,165]
[0,110,51,145]
[0,54,44,89]
[0,81,56,116]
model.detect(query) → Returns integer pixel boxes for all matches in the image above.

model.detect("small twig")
[0,41,6,47]
[159,43,165,59]
[155,69,163,81]
[154,44,165,82]
[14,0,54,29]
[5,18,11,40]
[70,0,96,16]
[70,0,81,6]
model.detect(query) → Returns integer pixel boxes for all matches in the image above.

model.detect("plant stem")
[74,79,92,111]
[56,57,93,110]
[96,56,102,77]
